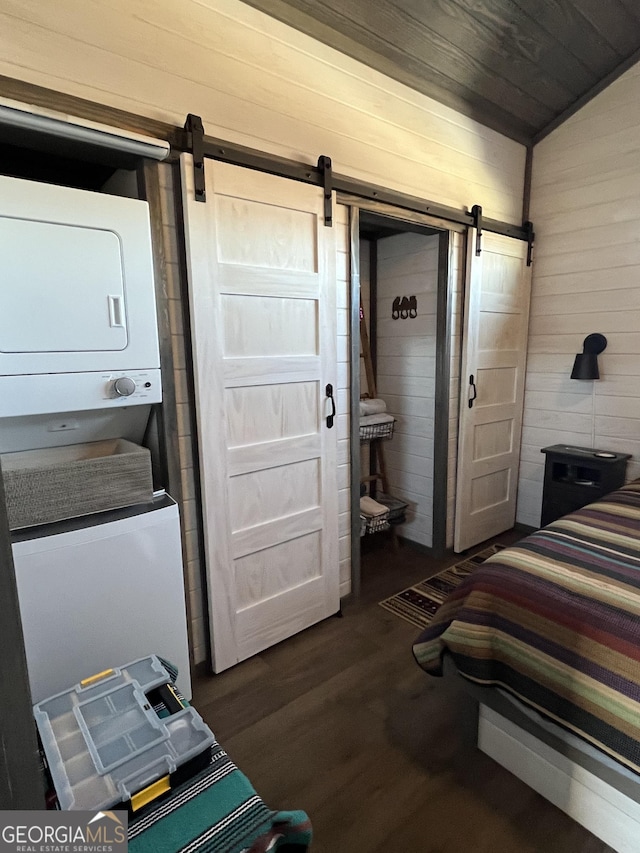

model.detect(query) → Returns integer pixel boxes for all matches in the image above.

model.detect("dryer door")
[0,218,128,354]
[0,174,159,378]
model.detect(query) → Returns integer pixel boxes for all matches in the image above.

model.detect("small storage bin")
[1,438,153,529]
[34,655,215,812]
[375,492,409,525]
[359,419,395,443]
[362,512,391,535]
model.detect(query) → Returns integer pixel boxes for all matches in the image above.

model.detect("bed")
[413,480,640,852]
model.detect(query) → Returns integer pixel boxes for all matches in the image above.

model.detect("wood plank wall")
[0,0,525,660]
[335,204,351,597]
[517,62,640,527]
[357,239,370,554]
[447,232,465,549]
[156,163,209,665]
[359,228,462,552]
[359,238,372,512]
[376,232,439,549]
[360,240,372,399]
[0,0,525,223]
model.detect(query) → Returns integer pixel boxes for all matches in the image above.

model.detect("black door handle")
[468,374,477,409]
[326,383,336,428]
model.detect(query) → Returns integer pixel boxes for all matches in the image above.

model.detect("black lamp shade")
[571,352,599,380]
[570,333,607,379]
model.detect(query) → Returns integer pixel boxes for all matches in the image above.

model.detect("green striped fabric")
[413,481,640,773]
[129,744,312,853]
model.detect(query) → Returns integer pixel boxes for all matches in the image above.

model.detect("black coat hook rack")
[392,295,417,319]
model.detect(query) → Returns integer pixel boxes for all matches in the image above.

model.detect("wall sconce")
[570,333,607,380]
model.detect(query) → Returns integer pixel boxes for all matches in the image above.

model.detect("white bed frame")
[478,704,640,852]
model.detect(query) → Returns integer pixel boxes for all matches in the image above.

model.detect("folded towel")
[359,398,387,417]
[359,413,395,426]
[360,496,389,517]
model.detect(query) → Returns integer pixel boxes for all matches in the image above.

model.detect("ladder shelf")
[359,301,407,538]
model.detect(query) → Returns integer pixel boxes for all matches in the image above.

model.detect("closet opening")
[348,205,456,597]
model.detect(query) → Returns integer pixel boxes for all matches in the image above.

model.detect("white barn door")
[454,231,531,553]
[181,156,339,671]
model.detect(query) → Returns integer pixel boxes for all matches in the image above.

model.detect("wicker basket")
[375,492,409,525]
[1,439,153,530]
[359,419,395,443]
[361,512,391,535]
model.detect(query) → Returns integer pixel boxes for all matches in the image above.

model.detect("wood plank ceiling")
[242,0,640,145]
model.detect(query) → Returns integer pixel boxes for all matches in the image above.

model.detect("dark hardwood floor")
[192,533,613,852]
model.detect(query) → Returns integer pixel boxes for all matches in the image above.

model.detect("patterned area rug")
[379,544,505,629]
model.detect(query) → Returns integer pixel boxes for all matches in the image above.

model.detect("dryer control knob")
[113,377,136,397]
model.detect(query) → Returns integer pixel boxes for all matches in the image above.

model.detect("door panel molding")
[454,230,532,553]
[181,154,339,671]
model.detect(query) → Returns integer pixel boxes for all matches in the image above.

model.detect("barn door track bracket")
[471,204,483,255]
[184,113,206,202]
[178,114,529,244]
[318,155,333,227]
[524,220,535,266]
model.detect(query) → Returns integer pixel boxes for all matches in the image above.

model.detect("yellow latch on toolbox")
[80,668,115,687]
[131,775,171,812]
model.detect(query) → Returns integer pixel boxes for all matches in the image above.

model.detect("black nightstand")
[541,445,631,527]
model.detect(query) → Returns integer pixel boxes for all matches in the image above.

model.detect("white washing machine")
[11,493,192,704]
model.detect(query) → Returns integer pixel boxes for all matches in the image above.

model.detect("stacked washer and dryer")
[0,173,191,703]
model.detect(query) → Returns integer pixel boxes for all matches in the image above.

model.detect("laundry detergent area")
[0,105,191,709]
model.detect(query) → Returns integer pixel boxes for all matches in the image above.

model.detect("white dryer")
[0,174,161,417]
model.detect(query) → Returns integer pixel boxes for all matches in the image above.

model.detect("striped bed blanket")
[413,480,640,774]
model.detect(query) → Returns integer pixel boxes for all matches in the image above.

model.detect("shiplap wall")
[359,227,463,551]
[0,0,526,662]
[517,62,640,527]
[360,241,371,398]
[376,233,439,548]
[157,162,208,665]
[447,231,465,549]
[360,240,372,493]
[335,204,351,598]
[0,0,525,223]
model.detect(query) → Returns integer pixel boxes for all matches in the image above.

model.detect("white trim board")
[478,704,640,853]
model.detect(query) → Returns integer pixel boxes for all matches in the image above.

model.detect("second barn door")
[454,230,531,552]
[181,156,339,671]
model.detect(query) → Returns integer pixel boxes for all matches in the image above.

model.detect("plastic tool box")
[34,655,214,812]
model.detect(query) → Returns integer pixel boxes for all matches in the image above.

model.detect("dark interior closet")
[356,211,451,581]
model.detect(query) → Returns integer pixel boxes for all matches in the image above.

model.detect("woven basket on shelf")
[1,439,153,530]
[359,419,395,443]
[375,492,409,525]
